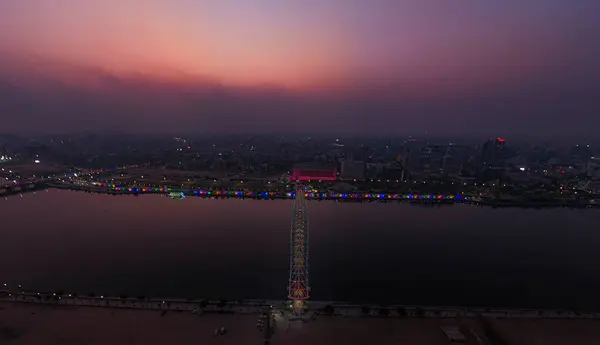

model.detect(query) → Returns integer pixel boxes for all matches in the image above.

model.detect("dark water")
[2,189,600,310]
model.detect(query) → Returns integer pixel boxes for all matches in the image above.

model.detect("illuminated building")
[292,163,336,181]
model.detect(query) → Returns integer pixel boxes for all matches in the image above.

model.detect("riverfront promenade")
[3,289,600,320]
[7,182,598,209]
[3,297,600,344]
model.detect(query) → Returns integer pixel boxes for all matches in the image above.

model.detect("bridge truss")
[288,185,309,311]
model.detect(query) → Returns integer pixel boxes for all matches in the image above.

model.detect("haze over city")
[5,2,600,344]
[1,0,599,137]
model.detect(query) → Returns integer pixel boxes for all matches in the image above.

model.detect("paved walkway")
[2,290,599,320]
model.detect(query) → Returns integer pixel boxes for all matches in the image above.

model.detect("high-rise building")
[412,144,448,176]
[444,143,472,175]
[481,138,506,167]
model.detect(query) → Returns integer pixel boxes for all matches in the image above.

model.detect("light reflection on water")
[1,189,600,309]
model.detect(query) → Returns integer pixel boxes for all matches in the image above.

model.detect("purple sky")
[0,0,599,137]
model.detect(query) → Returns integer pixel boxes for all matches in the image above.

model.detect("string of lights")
[96,183,463,201]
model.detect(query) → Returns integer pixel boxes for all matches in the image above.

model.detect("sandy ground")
[3,302,600,345]
[491,318,600,345]
[272,316,485,345]
[0,302,262,345]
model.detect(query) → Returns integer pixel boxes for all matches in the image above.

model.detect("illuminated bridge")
[288,185,310,314]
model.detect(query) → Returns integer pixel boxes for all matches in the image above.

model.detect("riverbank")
[2,301,600,344]
[3,290,600,320]
[7,183,599,209]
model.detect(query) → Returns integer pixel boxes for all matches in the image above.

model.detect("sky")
[0,0,599,137]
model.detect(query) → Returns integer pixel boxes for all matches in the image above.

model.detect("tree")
[199,299,208,309]
[322,304,334,315]
[397,307,407,317]
[217,299,227,308]
[378,308,390,317]
[415,307,425,318]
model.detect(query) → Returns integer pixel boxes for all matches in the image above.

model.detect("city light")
[98,184,460,202]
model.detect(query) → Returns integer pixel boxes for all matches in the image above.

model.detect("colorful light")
[92,183,463,204]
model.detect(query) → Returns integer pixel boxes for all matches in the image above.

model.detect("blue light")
[342,194,347,198]
[455,195,461,199]
[291,193,296,197]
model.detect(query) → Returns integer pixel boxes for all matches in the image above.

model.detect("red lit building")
[292,164,337,181]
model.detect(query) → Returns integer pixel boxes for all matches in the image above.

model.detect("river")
[2,189,600,310]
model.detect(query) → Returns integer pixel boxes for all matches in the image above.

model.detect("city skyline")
[1,0,599,136]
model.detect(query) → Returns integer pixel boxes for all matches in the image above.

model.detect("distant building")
[292,163,337,181]
[365,162,390,178]
[381,166,404,181]
[585,181,600,194]
[586,157,600,179]
[481,137,506,167]
[403,139,427,155]
[425,144,448,174]
[410,144,448,176]
[443,143,472,175]
[339,159,365,180]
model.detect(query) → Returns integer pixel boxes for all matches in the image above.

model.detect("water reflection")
[1,190,600,309]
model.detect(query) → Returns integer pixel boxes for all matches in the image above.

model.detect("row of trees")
[321,304,426,317]
[13,291,236,311]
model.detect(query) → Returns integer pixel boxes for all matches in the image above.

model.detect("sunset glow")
[0,0,598,134]
[2,0,589,89]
